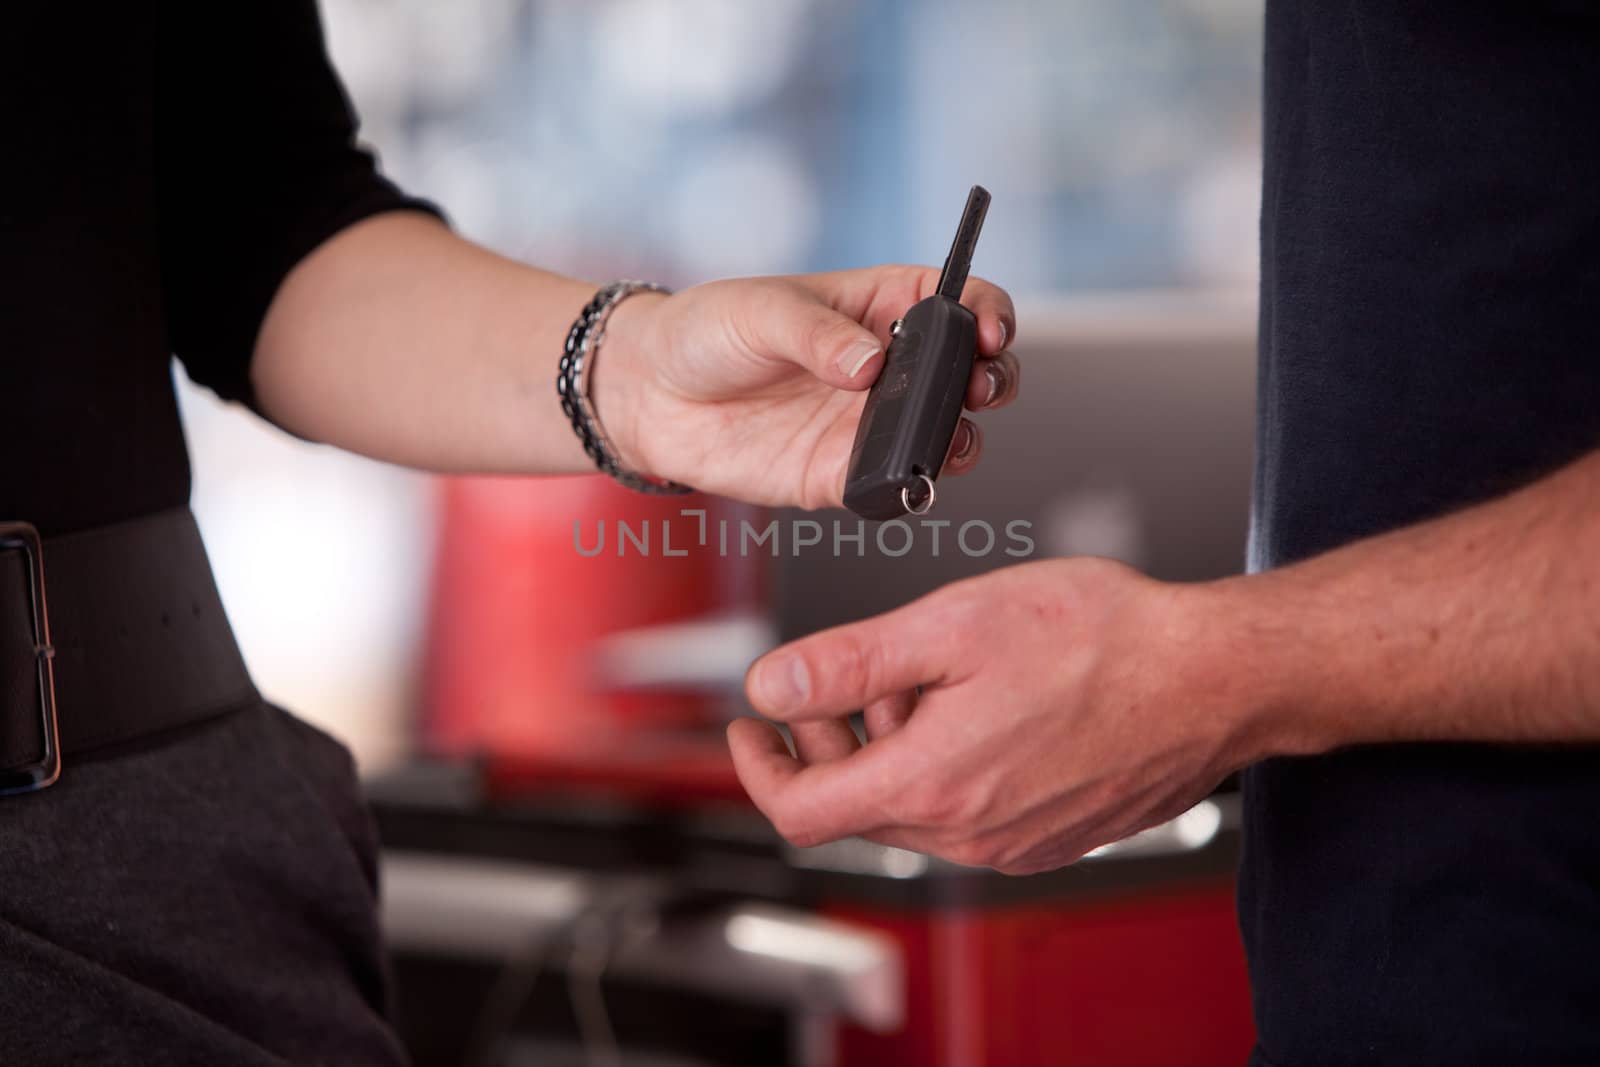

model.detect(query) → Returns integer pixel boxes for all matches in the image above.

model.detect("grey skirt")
[0,701,407,1066]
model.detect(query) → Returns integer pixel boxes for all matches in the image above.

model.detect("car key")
[843,184,991,520]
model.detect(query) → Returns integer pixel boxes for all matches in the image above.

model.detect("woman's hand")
[595,265,1019,509]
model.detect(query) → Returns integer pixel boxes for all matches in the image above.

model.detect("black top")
[1246,3,1600,1063]
[3,2,436,538]
[3,6,435,1062]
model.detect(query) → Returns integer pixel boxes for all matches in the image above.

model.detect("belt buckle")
[0,523,60,794]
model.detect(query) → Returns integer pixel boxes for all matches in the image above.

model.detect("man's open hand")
[730,558,1287,874]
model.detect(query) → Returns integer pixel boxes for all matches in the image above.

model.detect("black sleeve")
[155,0,444,410]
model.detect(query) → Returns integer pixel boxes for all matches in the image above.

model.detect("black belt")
[0,508,257,793]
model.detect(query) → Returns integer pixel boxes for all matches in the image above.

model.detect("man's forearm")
[1213,449,1600,755]
[251,211,655,475]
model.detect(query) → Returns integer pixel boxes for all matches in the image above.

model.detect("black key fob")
[844,186,991,521]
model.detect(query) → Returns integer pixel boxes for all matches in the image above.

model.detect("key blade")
[935,185,991,303]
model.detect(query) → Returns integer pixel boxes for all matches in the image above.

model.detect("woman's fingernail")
[983,362,1006,406]
[952,421,976,460]
[997,320,1008,350]
[757,655,811,710]
[837,340,881,379]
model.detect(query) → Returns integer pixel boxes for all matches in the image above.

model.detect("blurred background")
[178,1,1266,1064]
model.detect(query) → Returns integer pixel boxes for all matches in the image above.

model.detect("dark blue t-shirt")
[1243,2,1600,1064]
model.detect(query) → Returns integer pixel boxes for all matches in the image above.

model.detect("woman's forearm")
[252,210,650,475]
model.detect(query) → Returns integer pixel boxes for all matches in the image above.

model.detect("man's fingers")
[789,719,861,763]
[727,717,908,847]
[863,691,917,742]
[745,598,955,721]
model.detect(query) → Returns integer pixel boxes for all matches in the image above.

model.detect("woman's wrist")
[568,284,674,485]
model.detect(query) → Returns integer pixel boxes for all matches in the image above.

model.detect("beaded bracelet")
[556,280,692,495]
